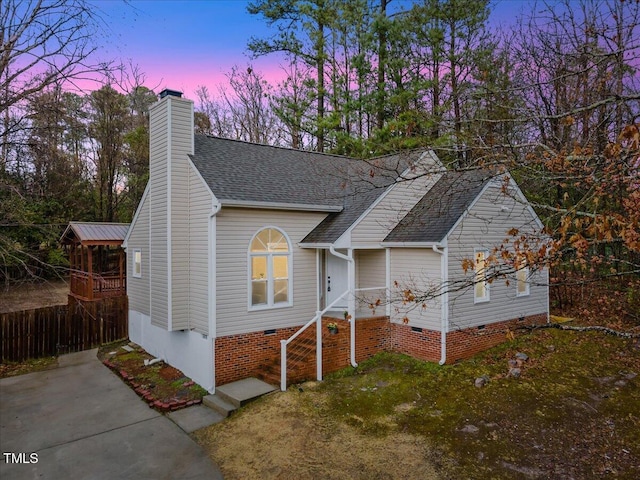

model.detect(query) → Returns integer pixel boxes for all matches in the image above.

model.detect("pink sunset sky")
[90,0,531,101]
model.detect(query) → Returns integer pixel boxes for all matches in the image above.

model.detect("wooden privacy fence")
[0,296,128,362]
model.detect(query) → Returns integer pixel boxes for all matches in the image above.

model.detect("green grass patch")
[312,329,640,479]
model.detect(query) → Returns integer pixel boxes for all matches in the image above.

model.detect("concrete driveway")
[0,349,223,480]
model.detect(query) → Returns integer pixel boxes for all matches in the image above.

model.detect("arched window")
[249,227,292,309]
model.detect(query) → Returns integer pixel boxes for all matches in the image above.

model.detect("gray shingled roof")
[384,170,493,243]
[190,135,423,243]
[61,222,130,245]
[300,186,386,244]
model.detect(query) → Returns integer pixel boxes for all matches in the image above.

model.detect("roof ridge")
[70,221,130,225]
[196,134,353,161]
[367,147,431,161]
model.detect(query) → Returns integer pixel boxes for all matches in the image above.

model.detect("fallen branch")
[516,323,640,338]
[566,396,598,413]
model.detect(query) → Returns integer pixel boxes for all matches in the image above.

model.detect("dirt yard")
[0,279,69,313]
[194,384,442,480]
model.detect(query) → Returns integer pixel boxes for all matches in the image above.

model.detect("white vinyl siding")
[148,100,169,329]
[389,248,441,330]
[146,95,197,332]
[170,99,195,331]
[126,94,216,393]
[186,165,213,334]
[355,250,386,289]
[127,192,150,315]
[355,249,387,315]
[350,171,442,246]
[447,184,549,330]
[216,208,326,337]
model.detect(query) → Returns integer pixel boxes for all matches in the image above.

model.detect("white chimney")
[147,89,194,331]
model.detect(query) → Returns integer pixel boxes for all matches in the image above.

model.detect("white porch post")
[316,249,323,381]
[316,311,323,381]
[328,246,357,368]
[280,340,287,391]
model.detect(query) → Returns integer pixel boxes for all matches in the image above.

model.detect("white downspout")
[432,245,448,365]
[329,246,357,367]
[385,248,391,317]
[207,201,222,393]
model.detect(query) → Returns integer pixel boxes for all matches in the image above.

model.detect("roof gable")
[190,135,428,243]
[384,170,493,244]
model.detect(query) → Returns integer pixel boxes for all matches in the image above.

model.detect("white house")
[123,90,549,392]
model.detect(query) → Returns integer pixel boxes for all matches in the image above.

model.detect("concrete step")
[202,378,278,417]
[216,377,277,408]
[202,394,237,418]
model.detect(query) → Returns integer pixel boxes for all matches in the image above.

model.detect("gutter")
[431,245,448,365]
[329,246,357,368]
[221,199,343,213]
[210,202,222,217]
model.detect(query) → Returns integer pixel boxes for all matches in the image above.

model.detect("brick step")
[259,357,309,376]
[296,336,317,346]
[257,370,281,386]
[259,344,316,365]
[257,354,313,385]
[288,348,316,363]
[255,334,332,388]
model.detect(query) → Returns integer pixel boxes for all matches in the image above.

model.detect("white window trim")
[248,227,293,311]
[516,260,530,297]
[133,249,142,278]
[473,248,490,304]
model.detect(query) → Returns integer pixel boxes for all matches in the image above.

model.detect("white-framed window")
[474,249,490,303]
[516,257,530,297]
[248,227,292,310]
[133,249,142,278]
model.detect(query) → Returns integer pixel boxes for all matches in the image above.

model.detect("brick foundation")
[321,316,389,375]
[215,326,305,386]
[214,312,547,386]
[390,312,548,363]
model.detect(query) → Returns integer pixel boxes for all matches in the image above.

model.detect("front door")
[326,251,348,309]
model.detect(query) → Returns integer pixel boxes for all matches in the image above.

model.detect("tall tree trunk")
[376,0,387,131]
[449,20,464,166]
[317,20,325,152]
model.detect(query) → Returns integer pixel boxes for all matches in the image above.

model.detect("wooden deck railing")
[70,272,126,300]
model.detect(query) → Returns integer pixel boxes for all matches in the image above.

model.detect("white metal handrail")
[280,290,349,391]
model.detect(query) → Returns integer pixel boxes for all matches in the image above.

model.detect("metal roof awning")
[60,222,130,246]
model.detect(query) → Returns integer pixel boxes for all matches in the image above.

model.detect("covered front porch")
[318,247,390,319]
[278,246,392,390]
